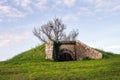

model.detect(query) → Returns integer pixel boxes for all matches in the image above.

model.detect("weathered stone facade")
[45,41,54,60]
[45,40,102,61]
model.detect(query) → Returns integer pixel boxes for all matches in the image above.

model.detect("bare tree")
[62,29,79,41]
[33,18,79,43]
[69,29,79,41]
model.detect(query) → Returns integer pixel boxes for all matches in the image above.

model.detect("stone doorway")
[59,50,74,61]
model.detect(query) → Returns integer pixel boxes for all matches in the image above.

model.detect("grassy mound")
[7,44,46,63]
[0,44,120,80]
[8,44,116,62]
[95,49,115,58]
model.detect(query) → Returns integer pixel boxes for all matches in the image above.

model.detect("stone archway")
[59,49,74,61]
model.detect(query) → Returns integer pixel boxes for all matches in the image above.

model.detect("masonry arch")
[59,49,74,61]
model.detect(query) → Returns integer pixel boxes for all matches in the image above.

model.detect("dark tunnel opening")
[59,52,74,61]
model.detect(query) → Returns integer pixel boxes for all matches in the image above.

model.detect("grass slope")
[8,44,46,63]
[0,44,120,80]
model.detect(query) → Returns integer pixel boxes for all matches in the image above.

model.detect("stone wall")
[75,41,102,60]
[45,41,54,60]
[60,44,76,60]
[45,40,102,61]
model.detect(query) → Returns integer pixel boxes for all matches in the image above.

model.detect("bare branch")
[69,29,79,41]
[33,27,47,43]
[33,17,79,43]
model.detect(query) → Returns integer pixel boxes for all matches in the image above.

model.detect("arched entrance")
[59,50,74,61]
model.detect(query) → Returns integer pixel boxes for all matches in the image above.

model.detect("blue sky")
[0,0,120,61]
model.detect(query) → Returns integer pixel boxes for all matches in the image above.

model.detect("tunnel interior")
[59,50,74,61]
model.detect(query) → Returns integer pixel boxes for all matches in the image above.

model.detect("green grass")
[0,44,120,80]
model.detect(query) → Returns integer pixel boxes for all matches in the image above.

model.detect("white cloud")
[94,0,120,12]
[0,40,10,47]
[34,0,48,10]
[0,32,31,47]
[54,0,76,8]
[15,0,31,7]
[63,0,76,7]
[67,0,120,20]
[83,0,120,16]
[0,0,32,21]
[0,0,120,22]
[63,14,79,21]
[0,5,25,19]
[0,5,10,13]
[63,6,95,21]
[94,0,114,12]
[85,0,94,3]
[7,7,25,18]
[0,0,7,4]
[113,5,120,11]
[78,7,94,16]
[13,0,32,12]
